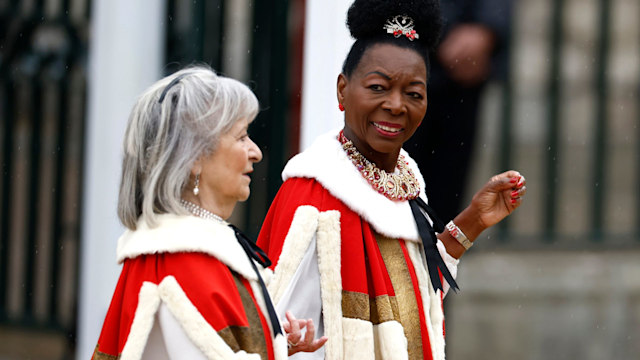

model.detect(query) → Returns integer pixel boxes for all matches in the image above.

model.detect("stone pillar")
[76,1,166,358]
[300,0,353,150]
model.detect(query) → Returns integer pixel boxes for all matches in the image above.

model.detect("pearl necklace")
[180,199,226,223]
[338,131,420,202]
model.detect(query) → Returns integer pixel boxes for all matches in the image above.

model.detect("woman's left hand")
[283,311,328,356]
[470,170,526,229]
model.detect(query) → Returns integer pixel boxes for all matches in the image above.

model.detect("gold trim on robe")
[340,234,425,359]
[377,234,424,360]
[217,270,270,360]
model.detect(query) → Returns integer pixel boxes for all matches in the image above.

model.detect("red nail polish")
[511,190,518,197]
[510,177,518,183]
[511,198,517,204]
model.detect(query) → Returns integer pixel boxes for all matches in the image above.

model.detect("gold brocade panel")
[217,271,270,360]
[341,234,425,359]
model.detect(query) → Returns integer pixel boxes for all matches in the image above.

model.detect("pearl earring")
[193,173,200,196]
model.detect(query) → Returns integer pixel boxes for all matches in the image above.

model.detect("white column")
[300,0,353,150]
[77,1,166,358]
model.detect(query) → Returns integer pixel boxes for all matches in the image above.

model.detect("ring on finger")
[287,339,300,347]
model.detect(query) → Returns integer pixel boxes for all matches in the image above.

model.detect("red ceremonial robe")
[92,214,287,360]
[257,131,458,360]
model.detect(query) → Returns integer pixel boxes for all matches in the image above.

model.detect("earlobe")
[190,161,202,177]
[336,73,347,105]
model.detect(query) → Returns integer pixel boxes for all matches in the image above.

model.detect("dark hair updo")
[342,0,442,78]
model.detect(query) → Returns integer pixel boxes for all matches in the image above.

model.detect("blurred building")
[0,0,638,359]
[447,1,640,359]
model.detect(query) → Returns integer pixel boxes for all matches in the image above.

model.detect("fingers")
[308,335,329,353]
[282,319,307,333]
[285,316,329,355]
[510,186,526,205]
[285,311,299,333]
[303,318,315,344]
[488,170,523,191]
[485,170,526,209]
[509,172,526,188]
[508,173,526,206]
[285,311,302,347]
[301,320,329,354]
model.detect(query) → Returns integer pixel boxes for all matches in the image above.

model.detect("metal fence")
[0,0,89,355]
[473,0,639,248]
[0,0,297,355]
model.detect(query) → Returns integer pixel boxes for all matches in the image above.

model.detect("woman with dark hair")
[92,66,326,360]
[257,1,526,359]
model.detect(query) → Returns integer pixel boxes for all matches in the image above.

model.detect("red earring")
[339,103,345,112]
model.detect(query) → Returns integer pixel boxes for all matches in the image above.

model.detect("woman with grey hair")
[92,66,327,360]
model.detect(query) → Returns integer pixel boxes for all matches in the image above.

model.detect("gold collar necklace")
[338,130,420,201]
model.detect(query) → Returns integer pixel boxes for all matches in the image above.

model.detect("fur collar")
[282,129,428,242]
[117,214,257,280]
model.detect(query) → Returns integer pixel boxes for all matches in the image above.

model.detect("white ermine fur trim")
[315,211,343,360]
[282,130,429,242]
[157,276,260,360]
[120,282,161,360]
[273,334,288,360]
[341,318,374,360]
[268,206,319,303]
[437,240,459,296]
[405,242,446,360]
[374,321,408,360]
[259,267,274,287]
[117,214,257,281]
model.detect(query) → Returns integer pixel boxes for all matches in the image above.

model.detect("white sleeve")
[151,303,209,360]
[437,239,460,297]
[154,302,261,360]
[274,234,325,360]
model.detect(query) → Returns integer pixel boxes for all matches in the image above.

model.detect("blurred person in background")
[404,0,514,222]
[92,66,326,360]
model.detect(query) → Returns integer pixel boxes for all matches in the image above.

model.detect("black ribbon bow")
[408,197,459,293]
[229,224,283,337]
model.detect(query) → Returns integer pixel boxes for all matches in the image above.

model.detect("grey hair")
[117,65,259,230]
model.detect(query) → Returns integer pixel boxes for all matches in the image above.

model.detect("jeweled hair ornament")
[383,15,419,41]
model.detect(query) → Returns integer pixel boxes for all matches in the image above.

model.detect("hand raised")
[470,170,526,229]
[283,311,328,356]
